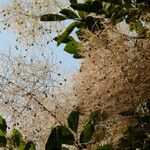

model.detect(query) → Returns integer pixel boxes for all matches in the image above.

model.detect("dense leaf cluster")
[45,109,101,150]
[0,116,35,150]
[40,0,150,58]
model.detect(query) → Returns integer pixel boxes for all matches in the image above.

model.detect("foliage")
[40,0,150,58]
[45,109,101,150]
[40,0,103,58]
[1,0,66,49]
[0,116,36,150]
[117,100,150,150]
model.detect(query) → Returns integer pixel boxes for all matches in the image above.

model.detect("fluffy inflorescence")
[74,25,150,145]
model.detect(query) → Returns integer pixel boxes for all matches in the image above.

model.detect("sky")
[0,0,81,75]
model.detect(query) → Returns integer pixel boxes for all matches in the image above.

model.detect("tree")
[0,116,36,150]
[0,0,68,49]
[39,0,150,149]
[1,0,150,149]
[0,51,75,149]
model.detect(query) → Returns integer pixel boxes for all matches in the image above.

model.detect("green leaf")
[71,2,102,13]
[80,122,95,143]
[24,141,36,150]
[57,22,82,46]
[96,144,114,150]
[146,101,150,110]
[111,7,127,25]
[68,109,80,133]
[58,126,75,145]
[60,9,79,19]
[0,116,7,133]
[64,40,80,54]
[45,126,62,150]
[45,126,75,150]
[88,110,101,125]
[119,109,136,117]
[53,36,74,43]
[78,11,88,19]
[140,115,150,124]
[40,14,67,21]
[73,53,84,59]
[0,130,7,147]
[17,143,26,150]
[103,4,116,18]
[70,0,77,5]
[9,129,24,148]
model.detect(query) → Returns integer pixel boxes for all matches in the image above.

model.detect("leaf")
[45,127,62,150]
[70,0,77,5]
[111,7,127,25]
[146,101,150,110]
[64,40,80,54]
[57,22,82,46]
[45,126,75,150]
[40,14,67,21]
[84,16,102,32]
[80,122,95,143]
[9,129,24,148]
[140,115,150,124]
[68,109,80,133]
[0,130,7,147]
[88,110,101,125]
[24,141,36,150]
[96,144,114,150]
[58,126,75,145]
[60,9,79,19]
[103,4,116,18]
[78,11,88,19]
[53,36,74,43]
[71,1,102,13]
[73,53,84,59]
[119,109,136,117]
[0,116,7,133]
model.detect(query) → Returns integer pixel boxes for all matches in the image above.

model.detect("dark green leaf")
[53,36,74,43]
[45,125,75,150]
[80,122,95,143]
[88,110,101,125]
[98,0,122,5]
[71,1,102,13]
[103,4,116,18]
[119,109,136,117]
[78,11,88,19]
[57,22,82,46]
[146,101,150,110]
[24,141,36,150]
[111,7,127,25]
[45,126,62,150]
[70,0,77,5]
[96,144,114,150]
[0,116,7,133]
[73,53,84,59]
[59,126,75,145]
[40,14,67,21]
[60,9,79,19]
[64,40,80,54]
[84,16,103,32]
[68,109,80,133]
[9,129,24,148]
[140,115,150,124]
[0,130,7,147]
